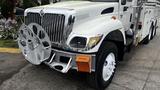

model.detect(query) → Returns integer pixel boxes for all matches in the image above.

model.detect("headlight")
[69,35,103,51]
[86,35,103,50]
[69,37,87,49]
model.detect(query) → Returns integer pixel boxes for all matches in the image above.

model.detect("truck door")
[119,0,133,31]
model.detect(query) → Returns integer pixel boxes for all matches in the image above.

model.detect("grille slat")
[58,15,61,41]
[57,15,60,41]
[54,14,57,42]
[51,15,55,42]
[57,15,60,42]
[60,16,65,42]
[25,13,65,44]
[49,14,52,42]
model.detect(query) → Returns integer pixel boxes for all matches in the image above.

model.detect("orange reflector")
[76,55,91,73]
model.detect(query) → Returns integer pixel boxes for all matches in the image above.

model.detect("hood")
[25,1,119,35]
[34,1,118,10]
[29,1,119,20]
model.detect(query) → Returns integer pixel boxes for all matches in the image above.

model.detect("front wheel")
[87,42,118,90]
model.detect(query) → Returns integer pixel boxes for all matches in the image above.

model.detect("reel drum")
[18,23,51,65]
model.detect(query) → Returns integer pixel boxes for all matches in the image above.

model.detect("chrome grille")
[25,13,41,25]
[42,14,65,43]
[25,12,65,43]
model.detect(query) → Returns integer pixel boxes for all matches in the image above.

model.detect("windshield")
[63,0,119,2]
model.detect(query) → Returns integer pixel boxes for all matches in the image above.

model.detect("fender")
[103,29,126,46]
[67,15,126,53]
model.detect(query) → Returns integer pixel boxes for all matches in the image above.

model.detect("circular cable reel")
[18,23,51,65]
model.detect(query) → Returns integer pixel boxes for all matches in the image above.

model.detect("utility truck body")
[18,0,160,89]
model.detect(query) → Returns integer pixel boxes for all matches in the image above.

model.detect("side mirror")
[121,0,126,5]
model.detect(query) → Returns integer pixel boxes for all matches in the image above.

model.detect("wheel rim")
[102,53,116,81]
[152,26,156,36]
[148,27,152,40]
[152,27,155,37]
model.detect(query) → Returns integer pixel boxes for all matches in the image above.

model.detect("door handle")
[123,6,129,11]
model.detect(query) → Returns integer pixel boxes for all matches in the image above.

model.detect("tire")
[143,25,152,44]
[87,42,118,90]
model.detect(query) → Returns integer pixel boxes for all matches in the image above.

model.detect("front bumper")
[44,48,96,73]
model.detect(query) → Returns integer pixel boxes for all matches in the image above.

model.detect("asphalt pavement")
[0,30,160,90]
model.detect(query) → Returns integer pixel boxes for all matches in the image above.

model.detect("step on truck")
[17,0,160,89]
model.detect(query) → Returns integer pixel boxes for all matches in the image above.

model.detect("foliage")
[0,0,4,7]
[0,15,23,40]
[23,0,40,9]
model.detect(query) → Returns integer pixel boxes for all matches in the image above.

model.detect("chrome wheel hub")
[102,53,116,81]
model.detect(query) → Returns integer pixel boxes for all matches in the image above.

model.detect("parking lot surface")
[0,30,160,90]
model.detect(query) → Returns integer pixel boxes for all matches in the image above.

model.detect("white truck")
[18,0,160,89]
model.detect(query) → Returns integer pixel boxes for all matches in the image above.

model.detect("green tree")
[23,0,39,9]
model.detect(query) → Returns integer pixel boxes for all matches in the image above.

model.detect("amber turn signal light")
[76,55,92,73]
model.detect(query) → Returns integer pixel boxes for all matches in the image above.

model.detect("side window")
[101,7,114,14]
[121,0,126,5]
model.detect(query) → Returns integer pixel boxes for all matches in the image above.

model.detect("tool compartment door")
[141,7,154,40]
